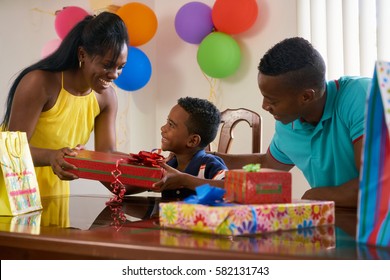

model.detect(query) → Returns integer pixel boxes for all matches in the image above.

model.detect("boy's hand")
[152,162,185,191]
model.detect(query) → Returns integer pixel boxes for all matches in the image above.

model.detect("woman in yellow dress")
[1,12,129,198]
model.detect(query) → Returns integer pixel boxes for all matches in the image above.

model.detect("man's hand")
[302,178,359,208]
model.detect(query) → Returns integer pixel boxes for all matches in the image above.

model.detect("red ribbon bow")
[128,151,165,167]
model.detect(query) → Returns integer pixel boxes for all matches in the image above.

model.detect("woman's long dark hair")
[1,11,129,129]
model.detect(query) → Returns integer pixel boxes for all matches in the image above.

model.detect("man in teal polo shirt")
[218,37,371,208]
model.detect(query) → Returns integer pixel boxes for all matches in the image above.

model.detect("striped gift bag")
[357,61,390,247]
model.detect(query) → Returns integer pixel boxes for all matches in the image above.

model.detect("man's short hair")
[258,37,326,92]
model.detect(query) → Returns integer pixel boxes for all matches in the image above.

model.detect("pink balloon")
[41,38,62,58]
[55,6,89,39]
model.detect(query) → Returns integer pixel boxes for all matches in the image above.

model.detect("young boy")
[153,97,228,199]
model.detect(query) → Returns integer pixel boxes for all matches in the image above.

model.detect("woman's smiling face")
[82,43,128,92]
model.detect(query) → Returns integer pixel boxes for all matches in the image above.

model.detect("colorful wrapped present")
[64,150,163,188]
[160,225,335,254]
[159,199,335,236]
[225,166,292,204]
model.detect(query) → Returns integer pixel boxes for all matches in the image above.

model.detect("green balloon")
[197,32,241,78]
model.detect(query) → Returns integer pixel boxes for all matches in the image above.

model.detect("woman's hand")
[50,147,79,180]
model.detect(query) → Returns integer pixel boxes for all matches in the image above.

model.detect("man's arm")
[214,150,293,171]
[152,162,225,191]
[301,178,359,208]
[302,138,363,208]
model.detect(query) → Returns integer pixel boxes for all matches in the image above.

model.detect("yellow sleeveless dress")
[30,73,100,197]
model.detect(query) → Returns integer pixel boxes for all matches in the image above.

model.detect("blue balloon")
[114,46,152,91]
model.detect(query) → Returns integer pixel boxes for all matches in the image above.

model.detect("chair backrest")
[209,108,262,153]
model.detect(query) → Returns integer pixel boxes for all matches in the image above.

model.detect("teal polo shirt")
[269,76,371,187]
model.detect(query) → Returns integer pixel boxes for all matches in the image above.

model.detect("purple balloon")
[175,2,214,44]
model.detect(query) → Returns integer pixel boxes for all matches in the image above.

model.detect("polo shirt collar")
[290,80,337,131]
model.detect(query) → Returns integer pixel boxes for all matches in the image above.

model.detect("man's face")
[258,73,305,124]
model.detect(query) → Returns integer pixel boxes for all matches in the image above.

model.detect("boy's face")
[160,104,192,153]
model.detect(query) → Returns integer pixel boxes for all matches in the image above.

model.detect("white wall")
[0,0,310,199]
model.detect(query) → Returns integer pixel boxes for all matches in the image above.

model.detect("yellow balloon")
[117,3,158,46]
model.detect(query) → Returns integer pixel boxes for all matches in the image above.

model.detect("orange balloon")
[116,3,158,46]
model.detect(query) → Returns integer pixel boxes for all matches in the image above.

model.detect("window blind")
[297,0,390,79]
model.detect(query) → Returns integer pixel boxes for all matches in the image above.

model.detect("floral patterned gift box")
[159,200,335,236]
[160,224,336,255]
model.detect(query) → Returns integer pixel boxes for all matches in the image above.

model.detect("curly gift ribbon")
[105,150,165,230]
[105,158,127,230]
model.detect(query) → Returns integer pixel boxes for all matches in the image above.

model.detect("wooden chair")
[208,108,262,153]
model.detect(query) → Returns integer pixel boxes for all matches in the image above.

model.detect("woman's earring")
[79,61,82,68]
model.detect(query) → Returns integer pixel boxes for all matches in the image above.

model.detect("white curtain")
[297,0,390,79]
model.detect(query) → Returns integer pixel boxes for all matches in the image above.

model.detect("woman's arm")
[7,71,79,180]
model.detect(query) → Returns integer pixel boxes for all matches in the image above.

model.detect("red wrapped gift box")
[64,150,163,188]
[224,168,291,204]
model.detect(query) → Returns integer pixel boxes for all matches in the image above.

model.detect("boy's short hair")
[178,97,221,148]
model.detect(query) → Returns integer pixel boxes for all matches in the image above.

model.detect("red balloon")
[212,0,258,34]
[55,6,89,39]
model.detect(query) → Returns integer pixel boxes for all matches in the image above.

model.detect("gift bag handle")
[3,131,24,181]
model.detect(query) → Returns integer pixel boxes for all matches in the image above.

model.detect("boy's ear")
[187,134,201,148]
